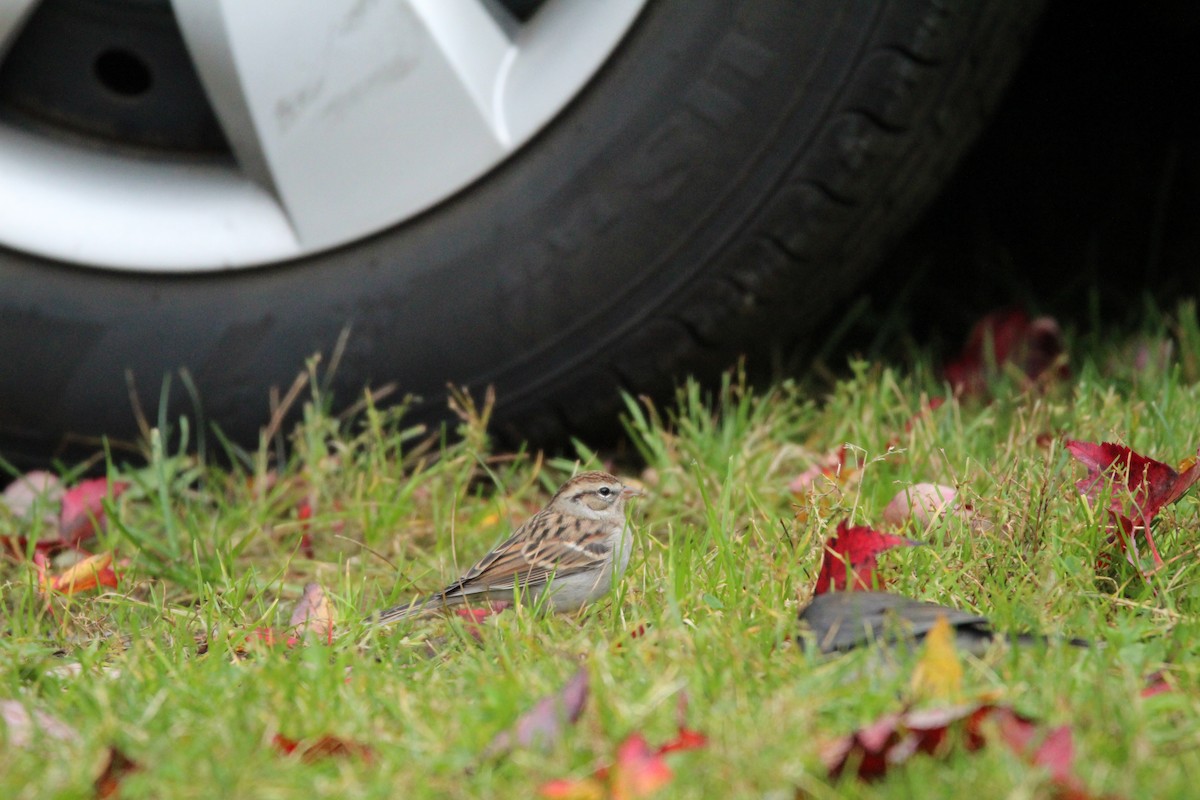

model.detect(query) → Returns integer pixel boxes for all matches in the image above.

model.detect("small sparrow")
[372,471,640,624]
[799,591,1089,655]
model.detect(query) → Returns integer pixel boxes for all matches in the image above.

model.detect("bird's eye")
[598,486,612,497]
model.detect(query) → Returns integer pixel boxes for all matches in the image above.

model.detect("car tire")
[0,0,1044,457]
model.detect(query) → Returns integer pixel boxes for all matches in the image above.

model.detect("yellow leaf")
[910,615,963,702]
[44,551,117,595]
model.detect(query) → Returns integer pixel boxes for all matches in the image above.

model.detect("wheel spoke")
[500,0,645,143]
[170,0,515,249]
[0,0,40,57]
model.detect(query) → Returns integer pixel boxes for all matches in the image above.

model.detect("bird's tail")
[370,594,445,625]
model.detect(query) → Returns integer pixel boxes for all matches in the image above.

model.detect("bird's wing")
[441,512,612,597]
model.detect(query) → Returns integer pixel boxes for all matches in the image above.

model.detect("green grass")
[4,303,1200,798]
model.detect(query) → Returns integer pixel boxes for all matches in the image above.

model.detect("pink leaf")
[58,478,128,547]
[484,668,589,758]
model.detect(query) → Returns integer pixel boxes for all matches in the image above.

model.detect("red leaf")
[1,474,126,557]
[825,703,1107,798]
[453,602,510,639]
[94,747,140,799]
[1066,440,1200,569]
[656,727,708,755]
[539,777,603,799]
[252,627,280,647]
[609,734,674,799]
[42,551,119,595]
[1141,671,1173,698]
[538,698,707,799]
[272,733,373,764]
[1030,725,1078,786]
[944,309,1067,397]
[813,520,920,595]
[59,478,128,547]
[484,668,589,758]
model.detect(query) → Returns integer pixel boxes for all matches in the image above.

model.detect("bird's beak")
[620,485,644,499]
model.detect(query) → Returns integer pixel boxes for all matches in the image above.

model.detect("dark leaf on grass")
[813,520,919,595]
[944,308,1067,397]
[94,747,140,799]
[484,668,589,759]
[1066,440,1200,569]
[272,733,374,764]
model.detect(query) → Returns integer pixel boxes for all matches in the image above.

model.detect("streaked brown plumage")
[372,471,639,624]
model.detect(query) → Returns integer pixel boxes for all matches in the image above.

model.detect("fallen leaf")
[1141,671,1173,698]
[94,747,140,799]
[1,471,63,519]
[451,602,511,640]
[59,478,129,548]
[944,308,1067,397]
[910,616,964,702]
[539,777,605,800]
[484,668,589,759]
[287,582,335,645]
[813,520,920,595]
[789,447,850,494]
[272,733,373,764]
[41,550,119,595]
[824,703,1106,798]
[608,734,675,799]
[1066,440,1200,570]
[251,627,280,648]
[1,473,126,556]
[824,703,1014,779]
[1,700,79,747]
[989,713,1098,799]
[656,726,709,755]
[539,697,707,799]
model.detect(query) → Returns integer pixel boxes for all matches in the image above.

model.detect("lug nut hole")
[94,49,152,97]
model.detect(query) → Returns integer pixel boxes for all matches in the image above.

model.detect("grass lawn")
[3,303,1200,799]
